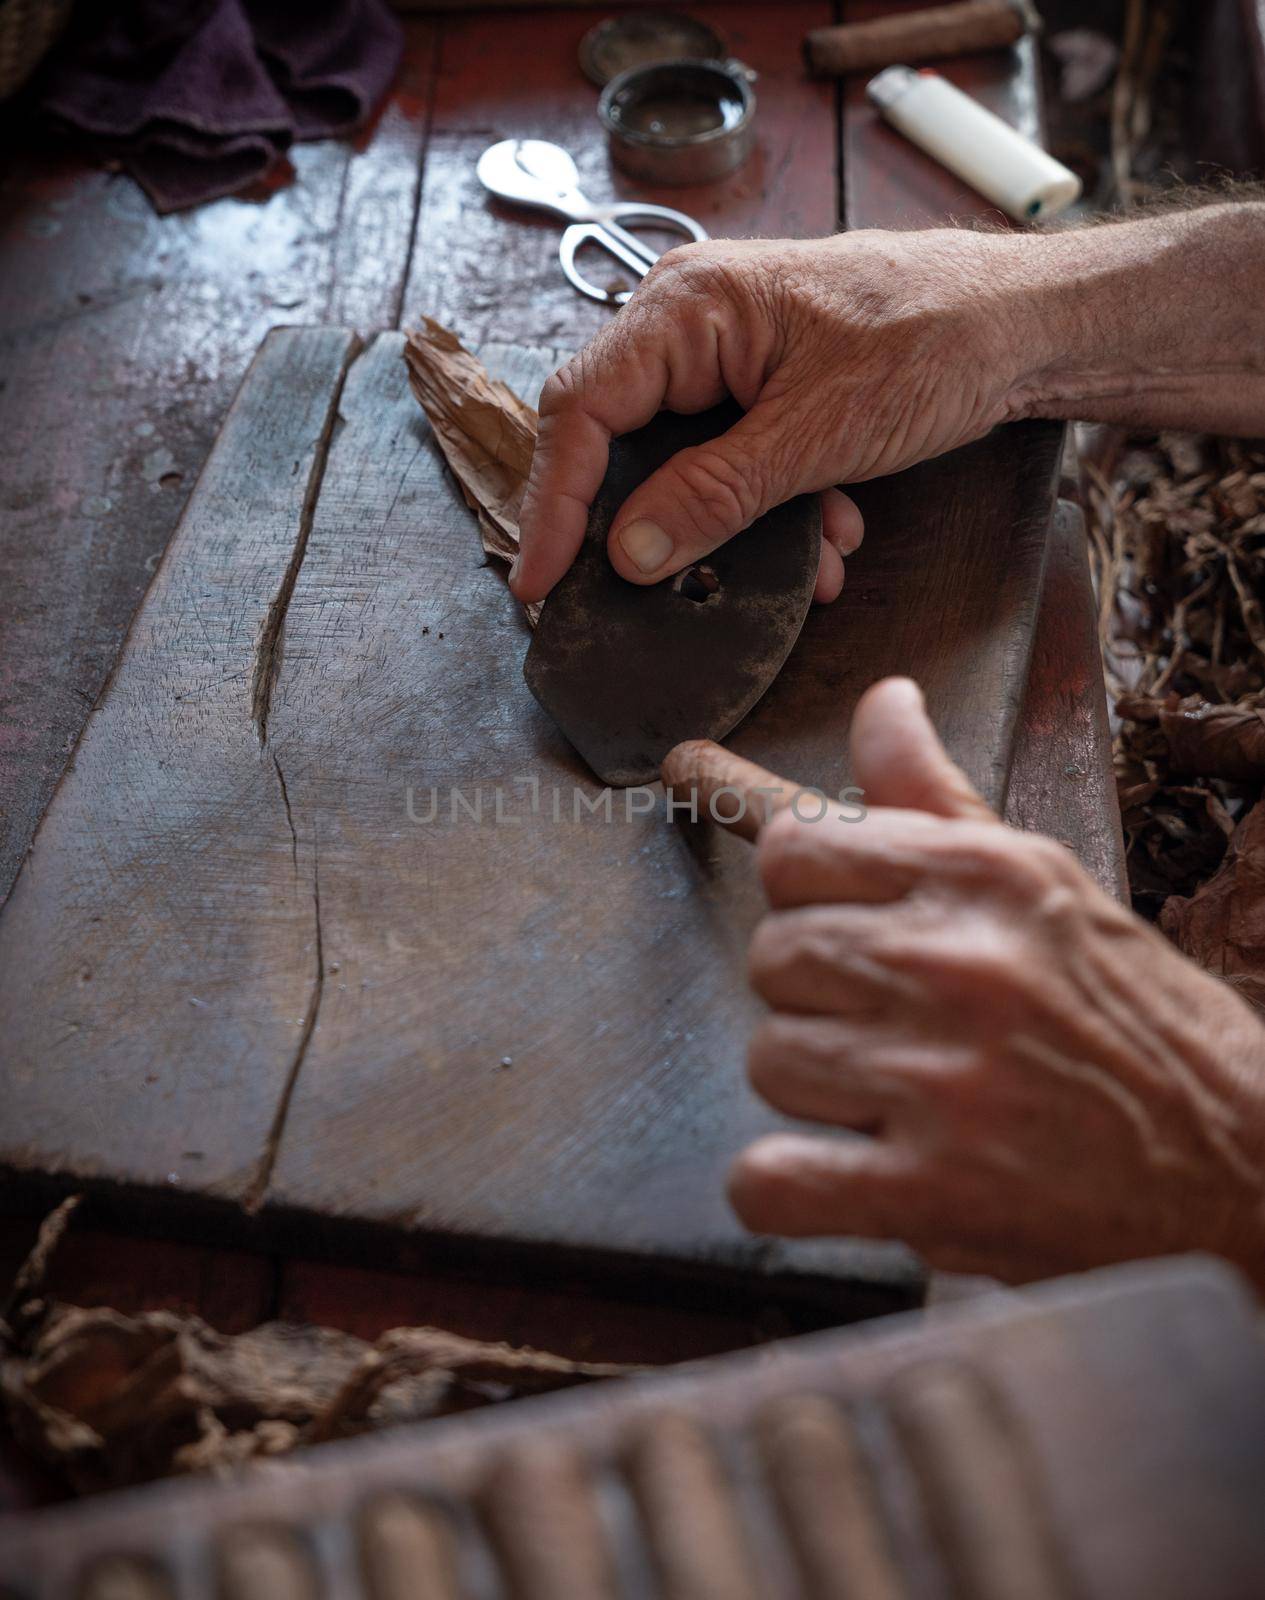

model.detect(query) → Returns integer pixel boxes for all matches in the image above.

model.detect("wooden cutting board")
[0,327,1060,1312]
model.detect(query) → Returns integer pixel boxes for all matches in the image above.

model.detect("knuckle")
[746,1020,784,1095]
[945,826,1088,915]
[746,916,789,990]
[756,807,806,893]
[988,828,1053,887]
[643,242,761,320]
[922,926,1026,1008]
[726,1148,775,1228]
[746,1015,820,1094]
[539,331,629,417]
[1022,831,1083,888]
[726,1133,803,1224]
[747,914,819,995]
[673,446,763,534]
[748,909,857,1000]
[649,240,703,278]
[538,363,580,417]
[639,242,713,303]
[650,240,725,284]
[922,1044,990,1101]
[956,927,1018,986]
[945,825,1049,896]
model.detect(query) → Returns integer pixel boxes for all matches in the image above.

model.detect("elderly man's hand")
[670,679,1265,1288]
[512,231,1026,605]
[515,203,1265,605]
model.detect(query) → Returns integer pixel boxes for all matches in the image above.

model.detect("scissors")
[476,139,708,307]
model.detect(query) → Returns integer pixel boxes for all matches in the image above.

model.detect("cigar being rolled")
[804,0,1040,79]
[662,739,841,844]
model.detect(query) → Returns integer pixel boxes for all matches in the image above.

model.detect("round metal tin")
[578,12,726,88]
[599,58,757,186]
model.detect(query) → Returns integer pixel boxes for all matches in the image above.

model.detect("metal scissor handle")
[560,204,709,306]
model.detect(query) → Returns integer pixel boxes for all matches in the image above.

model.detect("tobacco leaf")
[1114,694,1265,783]
[403,317,541,622]
[1160,799,1265,1016]
[1,1302,637,1494]
[0,1193,80,1339]
[1088,432,1265,937]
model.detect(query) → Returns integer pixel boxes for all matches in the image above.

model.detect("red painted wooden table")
[0,0,1124,1508]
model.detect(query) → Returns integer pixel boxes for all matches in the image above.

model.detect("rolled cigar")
[662,739,821,844]
[804,0,1039,79]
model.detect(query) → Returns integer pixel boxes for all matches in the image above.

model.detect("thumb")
[850,677,997,823]
[607,401,798,585]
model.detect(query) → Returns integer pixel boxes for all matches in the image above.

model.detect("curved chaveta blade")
[525,402,820,787]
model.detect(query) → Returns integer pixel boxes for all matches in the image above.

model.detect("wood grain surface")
[0,27,439,904]
[0,328,359,1207]
[1004,502,1127,898]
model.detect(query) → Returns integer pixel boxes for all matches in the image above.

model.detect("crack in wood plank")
[250,335,363,746]
[245,817,325,1213]
[243,319,356,1207]
[272,753,299,877]
[390,26,445,333]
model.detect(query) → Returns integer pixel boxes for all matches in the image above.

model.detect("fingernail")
[617,518,674,574]
[890,677,924,709]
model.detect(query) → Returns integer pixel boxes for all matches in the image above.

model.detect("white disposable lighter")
[867,65,1082,222]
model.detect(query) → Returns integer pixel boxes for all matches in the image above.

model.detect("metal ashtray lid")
[599,57,757,186]
[579,11,727,87]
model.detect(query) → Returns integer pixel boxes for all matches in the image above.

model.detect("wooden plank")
[260,331,1050,1283]
[1003,503,1127,899]
[0,326,1056,1311]
[0,327,358,1208]
[742,426,1059,808]
[0,22,438,906]
[241,331,916,1299]
[401,2,837,348]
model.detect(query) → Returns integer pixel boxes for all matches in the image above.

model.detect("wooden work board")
[0,323,1060,1314]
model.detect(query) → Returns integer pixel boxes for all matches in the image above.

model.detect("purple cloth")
[35,0,403,212]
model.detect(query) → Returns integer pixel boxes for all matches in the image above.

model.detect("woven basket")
[0,0,72,100]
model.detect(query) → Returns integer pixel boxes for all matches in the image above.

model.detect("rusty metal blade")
[524,402,821,786]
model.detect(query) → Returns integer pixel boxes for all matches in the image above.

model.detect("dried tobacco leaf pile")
[1086,432,1265,1009]
[0,1201,635,1495]
[2,1308,634,1495]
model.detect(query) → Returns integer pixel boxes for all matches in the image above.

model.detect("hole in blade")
[673,563,721,603]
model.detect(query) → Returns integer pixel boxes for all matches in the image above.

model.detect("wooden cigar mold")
[6,1262,1265,1599]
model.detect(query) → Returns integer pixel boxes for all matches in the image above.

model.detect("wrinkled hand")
[513,230,1025,606]
[665,678,1265,1287]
